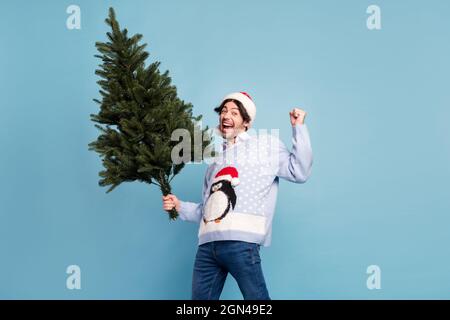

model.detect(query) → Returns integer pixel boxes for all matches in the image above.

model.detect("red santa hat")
[213,166,240,187]
[221,91,256,127]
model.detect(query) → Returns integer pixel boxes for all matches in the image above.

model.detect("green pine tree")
[89,7,214,220]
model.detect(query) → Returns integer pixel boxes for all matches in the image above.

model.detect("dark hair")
[214,99,251,131]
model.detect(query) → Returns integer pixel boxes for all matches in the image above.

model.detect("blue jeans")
[192,240,271,300]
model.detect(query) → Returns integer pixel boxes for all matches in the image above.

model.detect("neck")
[226,128,246,145]
[226,136,236,145]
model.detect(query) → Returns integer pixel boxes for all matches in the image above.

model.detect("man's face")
[219,101,248,139]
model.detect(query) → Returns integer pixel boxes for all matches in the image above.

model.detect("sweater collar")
[215,128,250,150]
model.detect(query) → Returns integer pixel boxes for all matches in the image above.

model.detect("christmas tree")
[89,8,213,220]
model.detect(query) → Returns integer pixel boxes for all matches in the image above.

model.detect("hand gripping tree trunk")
[158,170,177,220]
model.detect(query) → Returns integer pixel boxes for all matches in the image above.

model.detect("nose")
[223,112,233,121]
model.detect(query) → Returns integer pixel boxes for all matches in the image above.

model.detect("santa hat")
[213,166,240,187]
[221,91,256,127]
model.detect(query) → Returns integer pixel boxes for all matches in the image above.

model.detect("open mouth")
[221,122,234,132]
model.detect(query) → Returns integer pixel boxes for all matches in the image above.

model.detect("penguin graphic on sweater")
[203,166,239,224]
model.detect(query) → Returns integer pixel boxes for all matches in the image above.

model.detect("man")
[162,91,313,300]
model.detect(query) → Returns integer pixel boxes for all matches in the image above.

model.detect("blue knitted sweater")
[179,124,313,247]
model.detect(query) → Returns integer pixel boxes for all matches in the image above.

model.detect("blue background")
[1,0,449,299]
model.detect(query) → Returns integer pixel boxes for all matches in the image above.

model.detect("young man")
[162,91,313,300]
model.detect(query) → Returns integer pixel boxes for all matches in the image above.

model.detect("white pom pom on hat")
[220,91,256,127]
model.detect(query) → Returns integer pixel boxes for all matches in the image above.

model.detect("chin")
[221,130,236,139]
[221,132,234,139]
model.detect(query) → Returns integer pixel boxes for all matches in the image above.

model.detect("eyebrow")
[222,106,239,111]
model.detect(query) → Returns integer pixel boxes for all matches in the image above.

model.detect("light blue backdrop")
[1,0,449,299]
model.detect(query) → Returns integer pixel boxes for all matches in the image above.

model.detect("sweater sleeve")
[178,166,211,223]
[276,123,313,183]
[178,201,202,223]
